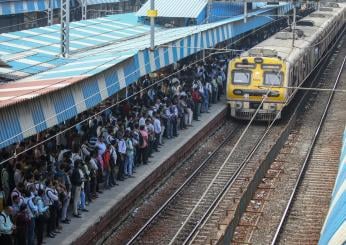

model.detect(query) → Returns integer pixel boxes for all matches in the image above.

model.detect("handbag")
[41,209,50,220]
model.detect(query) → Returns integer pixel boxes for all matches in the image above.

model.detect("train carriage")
[226,2,346,120]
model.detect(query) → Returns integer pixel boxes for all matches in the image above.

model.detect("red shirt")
[139,130,149,148]
[103,149,111,171]
[192,90,201,103]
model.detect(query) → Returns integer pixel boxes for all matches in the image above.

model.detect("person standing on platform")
[44,179,59,237]
[15,204,30,245]
[0,206,15,245]
[23,190,38,245]
[117,131,126,181]
[153,112,161,151]
[139,125,149,165]
[192,87,202,121]
[71,160,83,218]
[35,189,49,245]
[125,130,134,177]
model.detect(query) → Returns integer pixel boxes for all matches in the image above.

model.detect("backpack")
[0,212,6,223]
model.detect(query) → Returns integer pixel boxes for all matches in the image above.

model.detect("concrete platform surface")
[47,102,227,245]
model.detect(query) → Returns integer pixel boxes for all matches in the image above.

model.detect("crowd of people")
[0,55,228,245]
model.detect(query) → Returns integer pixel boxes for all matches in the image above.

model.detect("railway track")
[231,33,346,245]
[126,123,270,244]
[100,120,239,244]
[272,50,346,245]
[102,19,345,245]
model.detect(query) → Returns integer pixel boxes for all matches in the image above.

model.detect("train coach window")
[263,72,283,86]
[232,70,251,85]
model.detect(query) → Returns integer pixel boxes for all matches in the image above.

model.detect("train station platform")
[0,3,292,149]
[46,102,227,245]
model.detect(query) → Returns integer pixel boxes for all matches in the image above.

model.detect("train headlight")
[269,104,276,110]
[233,89,243,95]
[269,91,280,97]
[236,102,243,109]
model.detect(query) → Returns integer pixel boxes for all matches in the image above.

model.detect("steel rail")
[182,120,275,245]
[185,26,346,245]
[125,123,242,245]
[270,56,346,245]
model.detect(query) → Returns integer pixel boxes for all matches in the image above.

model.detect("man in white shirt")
[153,112,161,152]
[117,131,126,181]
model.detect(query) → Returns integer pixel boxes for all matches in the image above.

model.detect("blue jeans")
[125,155,134,176]
[79,189,86,209]
[203,96,209,112]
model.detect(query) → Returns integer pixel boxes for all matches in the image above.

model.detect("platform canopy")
[0,3,293,149]
[136,0,208,18]
[0,0,60,16]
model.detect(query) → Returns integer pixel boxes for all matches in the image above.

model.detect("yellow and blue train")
[226,2,346,120]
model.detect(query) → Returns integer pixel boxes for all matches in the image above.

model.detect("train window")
[232,70,251,85]
[319,7,333,11]
[263,72,283,86]
[296,20,314,27]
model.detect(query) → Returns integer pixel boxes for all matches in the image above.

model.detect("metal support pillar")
[292,2,296,47]
[80,0,87,20]
[244,0,247,23]
[147,0,157,51]
[47,0,54,25]
[60,0,70,58]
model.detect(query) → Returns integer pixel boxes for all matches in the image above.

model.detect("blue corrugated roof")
[0,0,61,16]
[14,9,259,81]
[0,4,293,82]
[0,13,153,80]
[137,0,208,18]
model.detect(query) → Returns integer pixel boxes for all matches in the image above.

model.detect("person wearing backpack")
[14,204,29,245]
[23,190,38,245]
[10,183,25,207]
[44,179,59,238]
[0,206,15,245]
[35,189,49,245]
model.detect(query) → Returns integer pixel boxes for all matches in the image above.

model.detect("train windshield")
[263,72,282,86]
[232,70,251,85]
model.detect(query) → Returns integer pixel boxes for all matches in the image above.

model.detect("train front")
[226,54,287,121]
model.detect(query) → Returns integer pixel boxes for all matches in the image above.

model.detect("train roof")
[241,2,346,65]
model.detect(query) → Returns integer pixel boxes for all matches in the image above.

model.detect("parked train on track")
[226,2,346,120]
